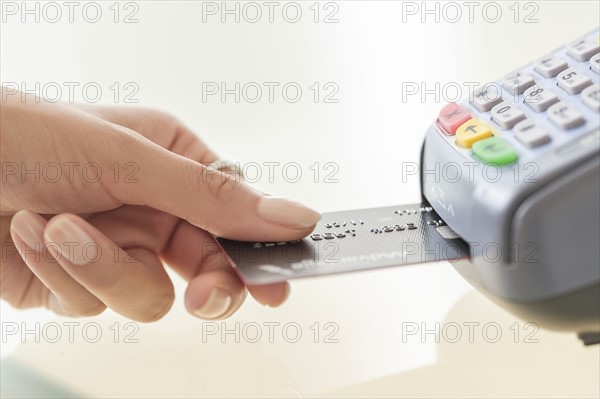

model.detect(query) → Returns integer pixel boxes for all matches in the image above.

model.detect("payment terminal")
[422,29,600,343]
[219,29,600,344]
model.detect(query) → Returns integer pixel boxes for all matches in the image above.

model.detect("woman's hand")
[0,88,321,322]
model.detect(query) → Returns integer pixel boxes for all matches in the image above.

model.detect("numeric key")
[534,56,568,78]
[548,102,585,130]
[590,53,600,74]
[471,85,503,112]
[523,84,559,112]
[503,72,535,96]
[557,67,592,95]
[491,101,526,129]
[567,39,600,62]
[514,120,551,148]
[581,84,600,112]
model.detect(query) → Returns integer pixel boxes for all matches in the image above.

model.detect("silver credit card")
[217,204,470,285]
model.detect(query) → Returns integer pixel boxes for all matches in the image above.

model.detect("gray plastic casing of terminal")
[421,120,599,304]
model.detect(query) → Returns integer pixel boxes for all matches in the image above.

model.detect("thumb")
[106,129,321,241]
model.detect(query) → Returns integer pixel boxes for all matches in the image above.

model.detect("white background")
[1,1,599,397]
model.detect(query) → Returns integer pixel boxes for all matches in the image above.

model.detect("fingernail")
[257,197,321,229]
[11,211,45,252]
[194,287,232,320]
[44,217,95,266]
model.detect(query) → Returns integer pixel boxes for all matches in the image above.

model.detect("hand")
[0,88,321,322]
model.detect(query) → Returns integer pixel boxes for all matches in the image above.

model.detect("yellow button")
[456,119,494,148]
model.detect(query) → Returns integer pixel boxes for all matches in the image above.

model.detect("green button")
[472,137,518,165]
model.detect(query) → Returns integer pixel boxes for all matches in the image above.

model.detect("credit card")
[217,204,470,285]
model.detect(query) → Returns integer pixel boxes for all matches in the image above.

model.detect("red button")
[438,103,472,135]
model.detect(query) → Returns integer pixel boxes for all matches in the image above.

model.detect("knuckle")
[134,108,182,134]
[146,108,178,124]
[130,106,175,123]
[203,169,242,203]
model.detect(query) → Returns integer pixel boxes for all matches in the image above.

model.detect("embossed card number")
[217,204,470,284]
